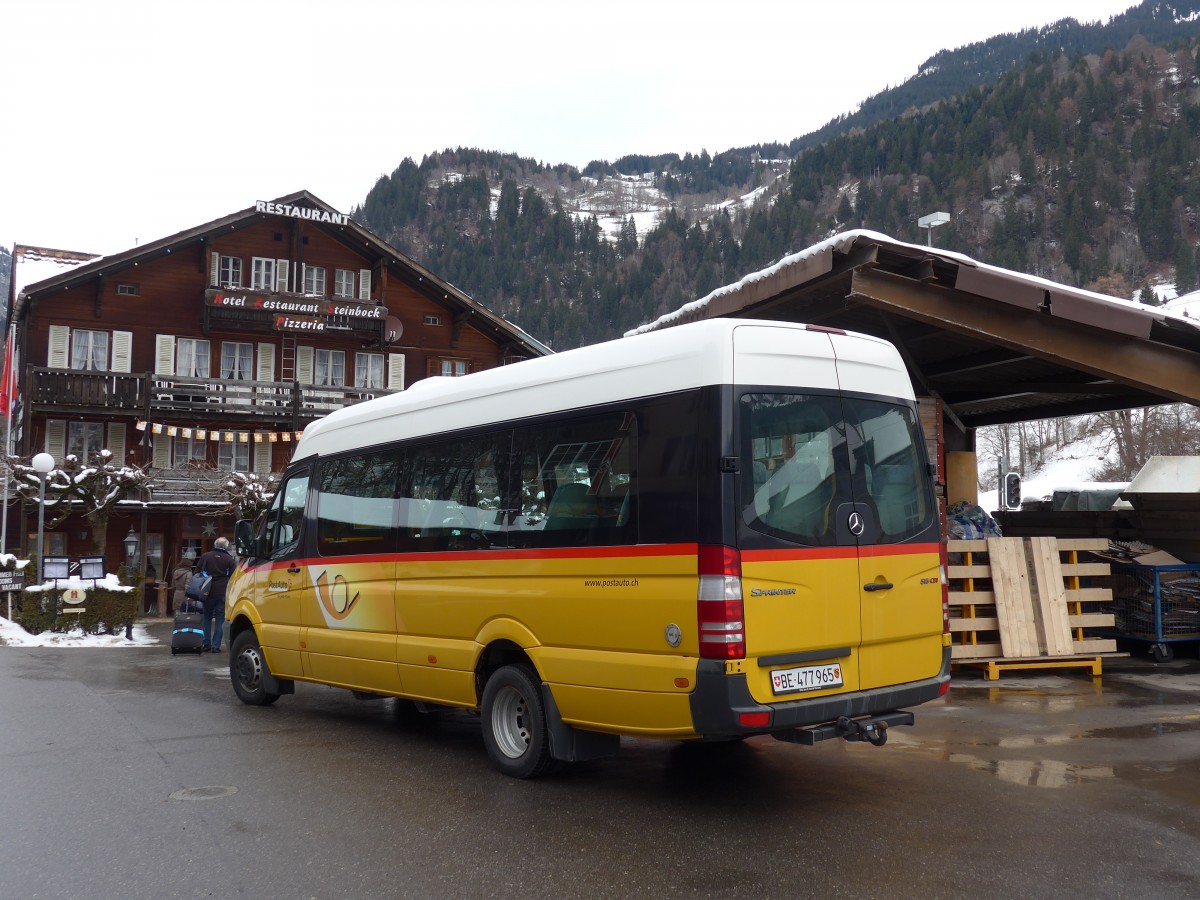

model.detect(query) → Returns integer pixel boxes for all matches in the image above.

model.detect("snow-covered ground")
[0,615,159,647]
[977,427,1119,513]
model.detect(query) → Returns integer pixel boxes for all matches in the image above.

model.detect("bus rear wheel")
[231,630,280,706]
[481,665,554,779]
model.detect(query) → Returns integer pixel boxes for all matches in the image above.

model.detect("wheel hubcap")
[236,647,263,693]
[491,685,531,759]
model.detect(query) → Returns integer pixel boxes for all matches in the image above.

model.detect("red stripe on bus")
[245,543,701,572]
[859,542,941,559]
[742,542,940,564]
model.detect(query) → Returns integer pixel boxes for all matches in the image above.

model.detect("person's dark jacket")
[197,547,237,605]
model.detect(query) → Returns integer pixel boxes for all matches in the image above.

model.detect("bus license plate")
[771,662,843,695]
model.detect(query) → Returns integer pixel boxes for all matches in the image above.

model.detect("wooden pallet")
[948,537,1121,678]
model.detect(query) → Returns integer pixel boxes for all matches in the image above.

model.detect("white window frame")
[71,329,109,371]
[303,264,326,296]
[251,257,276,291]
[314,349,346,387]
[174,434,207,466]
[220,341,254,381]
[220,255,243,288]
[176,338,211,378]
[67,421,105,461]
[218,439,250,473]
[333,269,355,298]
[355,352,384,389]
[441,359,468,377]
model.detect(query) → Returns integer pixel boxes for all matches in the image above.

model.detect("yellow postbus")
[227,318,951,777]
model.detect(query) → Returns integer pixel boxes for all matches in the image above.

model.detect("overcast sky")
[1,0,1140,256]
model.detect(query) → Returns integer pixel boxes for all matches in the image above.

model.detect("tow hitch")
[773,711,915,747]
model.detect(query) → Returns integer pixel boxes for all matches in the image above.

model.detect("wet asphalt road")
[2,622,1199,899]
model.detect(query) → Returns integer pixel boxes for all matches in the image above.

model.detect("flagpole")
[1,323,14,557]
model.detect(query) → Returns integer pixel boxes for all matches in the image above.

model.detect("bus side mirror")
[1003,472,1022,510]
[235,519,260,558]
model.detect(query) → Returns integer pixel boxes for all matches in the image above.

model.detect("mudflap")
[773,710,915,747]
[540,684,620,763]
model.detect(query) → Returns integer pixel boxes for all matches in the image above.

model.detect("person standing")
[197,537,236,652]
[170,556,194,616]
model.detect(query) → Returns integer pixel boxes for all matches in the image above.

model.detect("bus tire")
[231,630,280,706]
[481,664,554,779]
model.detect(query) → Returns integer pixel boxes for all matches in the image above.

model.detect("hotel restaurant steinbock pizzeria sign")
[202,200,383,333]
[205,290,384,333]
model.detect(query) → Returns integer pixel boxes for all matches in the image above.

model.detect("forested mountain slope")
[357,3,1200,349]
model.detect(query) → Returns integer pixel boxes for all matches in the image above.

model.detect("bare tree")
[9,451,151,553]
[1089,405,1200,480]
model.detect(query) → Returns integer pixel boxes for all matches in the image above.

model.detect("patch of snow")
[24,572,134,593]
[0,615,158,647]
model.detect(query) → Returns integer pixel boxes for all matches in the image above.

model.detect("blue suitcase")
[171,600,206,655]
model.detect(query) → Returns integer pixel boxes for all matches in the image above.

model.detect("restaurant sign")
[206,290,384,332]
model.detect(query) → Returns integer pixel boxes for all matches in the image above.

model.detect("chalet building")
[6,191,549,601]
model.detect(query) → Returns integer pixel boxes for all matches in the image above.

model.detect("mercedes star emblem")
[848,511,865,536]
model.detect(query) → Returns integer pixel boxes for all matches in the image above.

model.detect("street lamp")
[32,453,55,586]
[123,527,140,574]
[918,211,950,247]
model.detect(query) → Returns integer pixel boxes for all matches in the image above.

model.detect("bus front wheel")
[231,630,280,706]
[481,665,554,779]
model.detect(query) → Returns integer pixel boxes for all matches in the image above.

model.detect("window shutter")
[358,268,371,301]
[48,325,70,367]
[153,432,172,469]
[155,335,175,375]
[46,420,66,460]
[111,331,132,373]
[257,343,275,382]
[387,353,405,390]
[107,422,127,461]
[254,439,271,474]
[210,251,221,287]
[276,259,290,293]
[296,346,314,384]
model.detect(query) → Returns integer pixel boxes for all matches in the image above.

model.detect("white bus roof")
[293,318,911,461]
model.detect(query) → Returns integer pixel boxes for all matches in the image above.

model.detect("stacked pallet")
[947,537,1121,680]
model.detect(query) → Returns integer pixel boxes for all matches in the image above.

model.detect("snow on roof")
[11,245,101,298]
[627,228,881,336]
[628,228,1193,338]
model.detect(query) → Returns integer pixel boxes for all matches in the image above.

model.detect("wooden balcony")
[28,367,396,426]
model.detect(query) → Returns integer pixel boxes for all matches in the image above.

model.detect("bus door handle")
[287,566,301,574]
[863,581,893,592]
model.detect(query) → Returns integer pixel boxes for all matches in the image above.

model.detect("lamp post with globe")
[31,453,55,621]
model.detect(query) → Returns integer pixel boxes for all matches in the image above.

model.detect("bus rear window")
[741,393,932,545]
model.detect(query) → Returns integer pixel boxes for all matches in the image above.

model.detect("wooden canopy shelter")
[630,229,1200,432]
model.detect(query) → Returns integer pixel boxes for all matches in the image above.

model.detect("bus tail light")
[939,540,950,634]
[698,545,745,660]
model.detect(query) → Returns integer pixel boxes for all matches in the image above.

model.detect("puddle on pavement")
[1083,720,1200,739]
[946,753,1115,788]
[891,715,1200,789]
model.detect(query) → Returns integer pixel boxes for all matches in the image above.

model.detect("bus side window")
[399,433,509,551]
[265,471,309,559]
[315,450,402,557]
[509,412,637,549]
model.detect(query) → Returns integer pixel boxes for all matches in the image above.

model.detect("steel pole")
[36,474,47,617]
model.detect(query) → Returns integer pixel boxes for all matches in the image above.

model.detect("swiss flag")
[0,335,12,421]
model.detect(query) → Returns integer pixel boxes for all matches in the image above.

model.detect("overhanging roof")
[631,229,1200,429]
